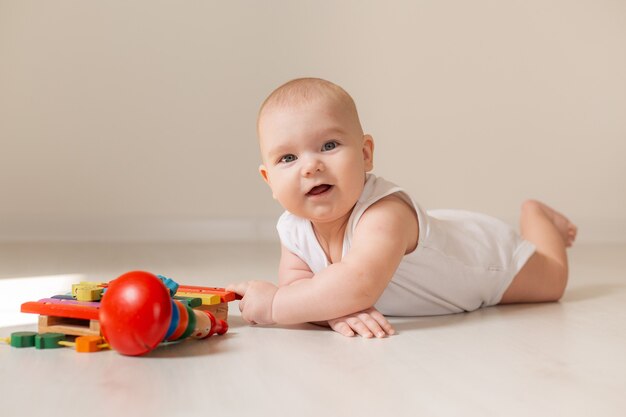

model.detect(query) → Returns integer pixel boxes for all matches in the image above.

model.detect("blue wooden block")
[157,274,179,296]
[51,294,75,300]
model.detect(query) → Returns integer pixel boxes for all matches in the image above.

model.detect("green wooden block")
[10,331,38,348]
[35,333,65,349]
[173,296,202,308]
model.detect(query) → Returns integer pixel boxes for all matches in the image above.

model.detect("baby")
[227,77,577,338]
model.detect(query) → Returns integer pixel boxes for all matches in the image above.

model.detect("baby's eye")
[322,141,338,151]
[279,154,297,164]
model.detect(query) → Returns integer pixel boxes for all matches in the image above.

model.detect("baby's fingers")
[226,281,249,297]
[329,320,355,337]
[354,314,388,338]
[368,309,396,336]
[345,317,380,338]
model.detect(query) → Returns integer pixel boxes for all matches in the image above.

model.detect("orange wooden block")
[176,285,239,302]
[75,336,105,353]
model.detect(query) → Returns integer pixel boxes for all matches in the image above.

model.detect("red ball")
[100,271,172,356]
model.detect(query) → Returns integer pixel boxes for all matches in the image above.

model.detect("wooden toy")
[99,271,230,356]
[8,270,238,355]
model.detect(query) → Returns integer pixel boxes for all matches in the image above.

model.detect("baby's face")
[258,96,373,224]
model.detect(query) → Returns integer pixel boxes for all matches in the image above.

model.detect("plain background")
[1,0,625,243]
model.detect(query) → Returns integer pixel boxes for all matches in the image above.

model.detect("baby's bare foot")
[533,200,578,247]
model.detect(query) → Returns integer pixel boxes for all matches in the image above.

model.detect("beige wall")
[1,1,624,242]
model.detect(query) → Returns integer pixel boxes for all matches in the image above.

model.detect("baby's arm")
[270,196,417,324]
[278,244,394,337]
[277,244,314,287]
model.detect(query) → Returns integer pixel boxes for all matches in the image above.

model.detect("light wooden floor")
[0,242,625,417]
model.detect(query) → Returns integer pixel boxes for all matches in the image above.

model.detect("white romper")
[276,174,536,316]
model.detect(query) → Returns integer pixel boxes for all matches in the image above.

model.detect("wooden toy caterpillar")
[166,299,228,341]
[99,271,228,356]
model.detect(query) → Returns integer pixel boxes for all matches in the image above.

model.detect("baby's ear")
[363,134,374,171]
[259,165,277,199]
[259,164,270,185]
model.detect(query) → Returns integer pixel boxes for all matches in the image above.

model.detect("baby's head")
[257,78,364,137]
[257,78,374,223]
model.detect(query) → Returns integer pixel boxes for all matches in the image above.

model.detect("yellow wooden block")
[72,283,93,296]
[76,287,103,301]
[176,291,221,305]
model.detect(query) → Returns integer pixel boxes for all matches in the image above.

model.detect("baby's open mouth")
[307,184,333,196]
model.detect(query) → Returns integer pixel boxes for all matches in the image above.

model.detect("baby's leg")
[499,200,577,304]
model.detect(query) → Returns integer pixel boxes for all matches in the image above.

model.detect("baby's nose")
[301,157,324,177]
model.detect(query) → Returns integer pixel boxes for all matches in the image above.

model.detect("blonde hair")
[257,78,363,134]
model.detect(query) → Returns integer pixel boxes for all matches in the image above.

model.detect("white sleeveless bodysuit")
[276,174,536,316]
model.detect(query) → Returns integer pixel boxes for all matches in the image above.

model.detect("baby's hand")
[328,307,395,338]
[227,281,278,325]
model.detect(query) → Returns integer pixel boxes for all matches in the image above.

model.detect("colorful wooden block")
[173,296,202,308]
[72,285,103,301]
[72,283,90,296]
[35,332,65,349]
[75,336,106,353]
[10,331,37,348]
[157,275,179,296]
[176,285,238,302]
[51,294,75,300]
[176,291,221,306]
